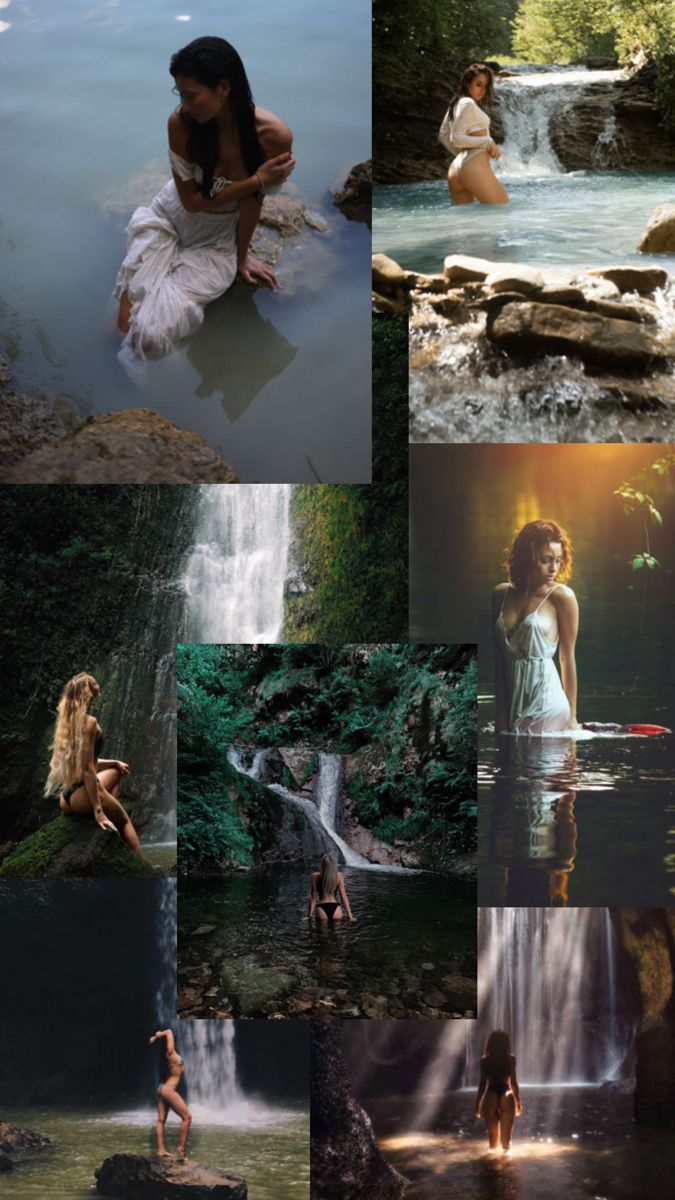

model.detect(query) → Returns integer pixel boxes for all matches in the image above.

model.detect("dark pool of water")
[367,1086,674,1200]
[177,866,477,1019]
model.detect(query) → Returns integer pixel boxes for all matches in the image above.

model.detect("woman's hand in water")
[257,151,295,190]
[116,760,130,776]
[95,811,118,835]
[238,254,280,290]
[349,916,357,923]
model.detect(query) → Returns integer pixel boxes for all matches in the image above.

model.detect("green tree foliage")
[177,644,477,872]
[614,453,675,572]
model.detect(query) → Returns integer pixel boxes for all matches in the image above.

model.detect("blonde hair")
[318,853,338,898]
[44,673,100,796]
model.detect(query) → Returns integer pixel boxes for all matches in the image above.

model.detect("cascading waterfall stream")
[183,484,293,643]
[496,66,625,177]
[407,908,635,1131]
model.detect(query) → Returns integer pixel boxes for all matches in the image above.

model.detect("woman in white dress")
[492,520,580,735]
[442,63,509,206]
[115,36,295,360]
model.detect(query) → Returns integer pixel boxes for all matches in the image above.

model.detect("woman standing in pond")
[474,1029,522,1151]
[45,672,143,855]
[116,36,295,360]
[442,63,509,206]
[150,1029,192,1159]
[492,520,580,734]
[308,853,356,923]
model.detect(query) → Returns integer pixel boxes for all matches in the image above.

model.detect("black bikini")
[487,1079,509,1098]
[62,731,104,805]
[317,900,340,921]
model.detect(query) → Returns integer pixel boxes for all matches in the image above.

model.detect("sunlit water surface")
[178,866,477,1019]
[0,1105,309,1199]
[0,1,370,482]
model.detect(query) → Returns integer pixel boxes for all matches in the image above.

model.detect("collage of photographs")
[0,1,674,1199]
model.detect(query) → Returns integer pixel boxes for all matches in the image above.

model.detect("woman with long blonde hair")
[45,672,142,855]
[307,852,356,923]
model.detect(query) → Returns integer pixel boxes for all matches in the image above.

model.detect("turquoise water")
[0,1,370,482]
[373,173,675,275]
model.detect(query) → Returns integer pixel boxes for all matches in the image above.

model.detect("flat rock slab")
[488,302,672,370]
[638,203,675,253]
[484,265,545,293]
[95,1154,247,1199]
[443,254,497,283]
[587,266,669,295]
[372,253,406,287]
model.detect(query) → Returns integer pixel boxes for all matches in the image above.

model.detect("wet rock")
[95,1153,247,1198]
[487,301,672,370]
[638,204,675,253]
[277,748,316,791]
[0,1124,53,1153]
[0,357,82,469]
[0,409,239,485]
[443,255,495,283]
[411,273,449,294]
[592,375,675,410]
[372,253,407,288]
[0,1152,11,1172]
[333,160,372,227]
[372,291,406,315]
[484,265,545,293]
[219,957,293,1017]
[586,266,669,296]
[0,815,156,878]
[192,925,216,936]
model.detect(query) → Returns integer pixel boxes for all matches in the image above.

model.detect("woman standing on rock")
[474,1029,522,1151]
[150,1029,192,1159]
[492,520,580,734]
[115,36,295,360]
[45,672,143,855]
[441,64,509,206]
[308,853,356,924]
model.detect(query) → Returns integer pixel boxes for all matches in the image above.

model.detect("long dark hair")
[484,1029,511,1078]
[169,37,265,197]
[449,62,495,118]
[505,519,573,592]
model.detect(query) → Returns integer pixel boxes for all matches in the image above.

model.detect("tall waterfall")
[496,67,624,176]
[183,484,293,643]
[408,907,634,1130]
[154,878,177,1030]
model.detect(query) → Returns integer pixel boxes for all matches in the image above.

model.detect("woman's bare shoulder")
[552,583,576,605]
[84,714,97,731]
[167,109,190,151]
[493,582,510,601]
[255,106,293,153]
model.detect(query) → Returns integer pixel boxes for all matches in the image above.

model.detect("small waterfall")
[496,66,624,177]
[592,110,621,168]
[315,751,369,867]
[154,878,177,1030]
[183,485,293,643]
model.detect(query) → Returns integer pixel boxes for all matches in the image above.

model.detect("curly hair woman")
[45,672,142,854]
[441,63,509,206]
[115,36,295,360]
[492,520,579,734]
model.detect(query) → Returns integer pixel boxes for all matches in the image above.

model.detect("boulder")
[638,204,675,253]
[218,957,293,1017]
[372,254,407,288]
[487,301,672,370]
[0,357,81,469]
[0,1152,11,1173]
[0,1124,53,1154]
[586,266,669,295]
[484,265,545,293]
[0,815,156,878]
[333,160,372,227]
[443,254,496,283]
[0,409,239,485]
[95,1153,247,1198]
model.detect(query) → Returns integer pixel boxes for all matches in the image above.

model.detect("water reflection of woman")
[493,520,580,735]
[308,853,356,924]
[150,1029,192,1159]
[116,36,295,359]
[474,1029,522,1151]
[45,672,142,855]
[443,64,509,206]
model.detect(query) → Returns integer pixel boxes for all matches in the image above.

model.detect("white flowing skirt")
[507,657,572,735]
[114,179,239,360]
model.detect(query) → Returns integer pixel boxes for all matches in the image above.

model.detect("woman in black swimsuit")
[474,1029,522,1151]
[44,672,142,855]
[307,853,356,924]
[150,1028,192,1159]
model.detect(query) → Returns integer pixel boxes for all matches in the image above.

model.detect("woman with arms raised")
[150,1028,192,1159]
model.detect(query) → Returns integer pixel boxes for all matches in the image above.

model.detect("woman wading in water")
[308,853,356,924]
[493,520,580,734]
[150,1029,192,1159]
[45,672,143,855]
[441,63,509,206]
[116,36,295,360]
[474,1030,522,1151]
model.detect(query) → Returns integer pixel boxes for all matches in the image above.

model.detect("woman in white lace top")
[442,63,509,206]
[115,37,295,360]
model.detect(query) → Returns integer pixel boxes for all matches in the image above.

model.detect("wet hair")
[505,519,573,591]
[170,36,265,197]
[44,673,100,796]
[450,63,495,118]
[484,1029,511,1078]
[318,853,338,898]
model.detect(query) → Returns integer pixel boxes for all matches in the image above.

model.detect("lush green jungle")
[286,316,407,641]
[177,643,477,874]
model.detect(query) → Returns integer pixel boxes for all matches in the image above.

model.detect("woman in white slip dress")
[492,520,580,735]
[115,37,295,361]
[440,63,509,206]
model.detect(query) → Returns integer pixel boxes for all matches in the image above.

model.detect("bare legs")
[448,151,509,206]
[482,1091,516,1151]
[60,766,143,856]
[117,291,132,336]
[156,1086,192,1159]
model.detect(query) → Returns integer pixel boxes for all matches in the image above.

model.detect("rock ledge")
[95,1153,247,1199]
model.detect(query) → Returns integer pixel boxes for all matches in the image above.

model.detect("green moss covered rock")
[0,816,155,878]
